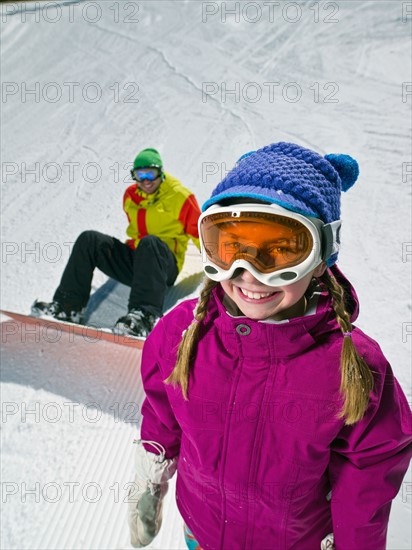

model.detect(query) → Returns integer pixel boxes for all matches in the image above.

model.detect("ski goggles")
[131,167,161,182]
[198,203,341,286]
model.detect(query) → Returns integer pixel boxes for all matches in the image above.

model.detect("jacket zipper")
[218,355,244,549]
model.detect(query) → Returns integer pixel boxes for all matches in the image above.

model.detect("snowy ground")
[1,0,411,548]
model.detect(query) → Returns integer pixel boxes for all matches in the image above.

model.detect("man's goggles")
[131,167,160,182]
[198,203,341,286]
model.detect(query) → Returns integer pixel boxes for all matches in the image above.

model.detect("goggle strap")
[322,220,341,261]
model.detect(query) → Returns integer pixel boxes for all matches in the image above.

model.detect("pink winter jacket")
[140,266,412,550]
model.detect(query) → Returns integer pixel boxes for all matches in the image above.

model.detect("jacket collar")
[134,185,161,201]
[204,265,359,358]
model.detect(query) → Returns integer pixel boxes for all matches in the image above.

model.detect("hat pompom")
[325,154,359,192]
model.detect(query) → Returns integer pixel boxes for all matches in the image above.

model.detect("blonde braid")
[164,278,217,399]
[320,271,374,425]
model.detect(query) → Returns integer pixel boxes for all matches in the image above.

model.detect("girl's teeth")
[240,288,275,300]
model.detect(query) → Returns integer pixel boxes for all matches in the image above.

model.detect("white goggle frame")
[198,203,341,287]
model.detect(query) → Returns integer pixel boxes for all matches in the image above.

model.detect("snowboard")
[0,309,145,349]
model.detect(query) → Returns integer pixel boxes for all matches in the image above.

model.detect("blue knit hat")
[202,142,359,266]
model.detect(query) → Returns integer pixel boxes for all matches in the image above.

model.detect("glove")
[320,533,335,549]
[128,440,178,548]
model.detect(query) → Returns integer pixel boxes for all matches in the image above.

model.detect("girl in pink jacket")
[128,142,412,550]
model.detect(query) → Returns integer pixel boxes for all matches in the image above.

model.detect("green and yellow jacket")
[123,172,201,272]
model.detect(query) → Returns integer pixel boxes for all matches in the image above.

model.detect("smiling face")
[135,168,162,195]
[138,177,162,194]
[221,262,326,321]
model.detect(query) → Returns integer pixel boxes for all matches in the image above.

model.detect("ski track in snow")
[1,1,411,549]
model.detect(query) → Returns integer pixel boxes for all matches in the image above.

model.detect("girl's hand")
[321,533,335,549]
[128,477,168,547]
[127,440,178,548]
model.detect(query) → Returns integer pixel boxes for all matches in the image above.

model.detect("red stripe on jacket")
[137,209,148,239]
[178,194,201,238]
[124,185,145,206]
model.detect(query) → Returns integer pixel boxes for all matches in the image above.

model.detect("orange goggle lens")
[200,211,314,273]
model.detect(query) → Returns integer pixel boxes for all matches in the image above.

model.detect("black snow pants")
[53,230,178,317]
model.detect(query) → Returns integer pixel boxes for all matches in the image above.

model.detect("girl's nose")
[234,268,261,284]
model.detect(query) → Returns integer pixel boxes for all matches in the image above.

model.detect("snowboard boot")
[31,300,85,324]
[114,308,158,338]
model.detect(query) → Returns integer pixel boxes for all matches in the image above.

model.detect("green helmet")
[133,148,163,170]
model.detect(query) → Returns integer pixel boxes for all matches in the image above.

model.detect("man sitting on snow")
[32,148,201,337]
